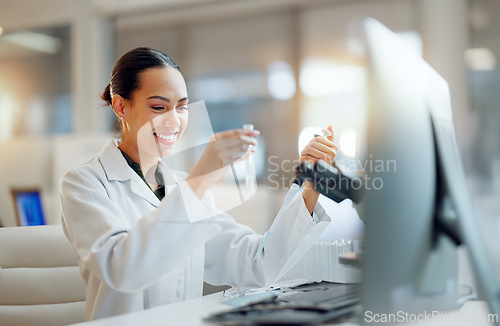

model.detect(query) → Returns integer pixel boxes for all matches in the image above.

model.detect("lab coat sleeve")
[204,184,331,288]
[60,166,222,293]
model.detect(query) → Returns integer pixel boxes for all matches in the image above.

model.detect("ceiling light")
[339,129,357,158]
[1,30,62,54]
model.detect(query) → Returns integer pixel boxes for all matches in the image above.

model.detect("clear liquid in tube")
[243,124,257,199]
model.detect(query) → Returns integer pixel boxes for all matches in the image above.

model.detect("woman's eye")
[152,106,165,111]
[177,105,189,111]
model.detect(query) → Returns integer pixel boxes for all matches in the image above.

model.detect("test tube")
[243,124,257,199]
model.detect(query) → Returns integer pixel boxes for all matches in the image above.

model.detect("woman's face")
[119,66,189,161]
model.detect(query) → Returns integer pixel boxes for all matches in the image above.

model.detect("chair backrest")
[0,225,86,326]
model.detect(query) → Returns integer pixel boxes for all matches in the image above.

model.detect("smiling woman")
[101,48,186,161]
[99,48,191,193]
[60,47,336,321]
[114,68,188,168]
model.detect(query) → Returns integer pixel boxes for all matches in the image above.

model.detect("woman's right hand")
[186,128,260,199]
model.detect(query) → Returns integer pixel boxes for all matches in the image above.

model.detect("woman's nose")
[161,109,181,128]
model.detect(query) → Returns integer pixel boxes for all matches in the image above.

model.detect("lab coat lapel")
[157,159,186,186]
[129,174,160,208]
[99,139,160,208]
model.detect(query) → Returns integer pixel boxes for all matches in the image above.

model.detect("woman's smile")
[154,130,180,146]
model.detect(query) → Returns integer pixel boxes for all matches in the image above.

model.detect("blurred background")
[0,0,498,264]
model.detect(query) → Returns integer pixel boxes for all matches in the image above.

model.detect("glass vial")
[243,124,257,199]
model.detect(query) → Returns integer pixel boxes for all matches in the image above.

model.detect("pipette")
[321,128,332,137]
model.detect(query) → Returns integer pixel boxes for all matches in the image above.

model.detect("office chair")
[0,225,86,326]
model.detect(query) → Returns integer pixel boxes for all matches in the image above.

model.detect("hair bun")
[101,84,112,106]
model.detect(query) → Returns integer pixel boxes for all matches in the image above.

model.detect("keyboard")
[277,282,360,311]
[205,282,360,325]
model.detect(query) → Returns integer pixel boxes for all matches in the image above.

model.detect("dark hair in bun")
[101,47,180,106]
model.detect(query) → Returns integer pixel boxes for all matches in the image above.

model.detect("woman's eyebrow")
[147,96,189,103]
[147,95,170,102]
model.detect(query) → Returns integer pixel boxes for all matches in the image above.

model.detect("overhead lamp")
[1,30,62,54]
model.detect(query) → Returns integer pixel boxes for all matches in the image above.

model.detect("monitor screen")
[359,17,500,320]
[11,189,46,226]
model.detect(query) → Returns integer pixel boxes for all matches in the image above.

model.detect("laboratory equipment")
[359,17,500,321]
[243,124,257,200]
[278,239,363,283]
[321,128,332,137]
[294,160,365,205]
[293,17,500,324]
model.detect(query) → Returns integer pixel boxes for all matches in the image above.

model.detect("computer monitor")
[360,18,500,321]
[11,188,46,226]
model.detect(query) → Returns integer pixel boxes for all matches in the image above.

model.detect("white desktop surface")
[72,292,230,326]
[72,292,494,326]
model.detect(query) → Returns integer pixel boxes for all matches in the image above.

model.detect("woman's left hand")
[300,125,337,215]
[299,125,337,166]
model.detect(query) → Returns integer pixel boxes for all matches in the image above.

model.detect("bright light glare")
[267,61,296,100]
[0,94,16,140]
[300,59,365,98]
[25,96,47,134]
[339,129,357,158]
[2,30,62,54]
[298,127,323,154]
[464,48,497,71]
[0,27,3,36]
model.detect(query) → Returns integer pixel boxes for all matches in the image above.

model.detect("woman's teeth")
[156,133,177,141]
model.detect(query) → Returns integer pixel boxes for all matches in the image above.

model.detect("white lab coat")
[60,139,331,321]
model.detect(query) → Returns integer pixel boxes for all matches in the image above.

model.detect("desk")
[72,292,494,326]
[72,292,230,326]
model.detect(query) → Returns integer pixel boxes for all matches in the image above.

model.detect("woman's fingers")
[216,128,260,139]
[308,135,336,149]
[215,129,259,166]
[301,147,333,163]
[303,137,337,155]
[232,145,256,164]
[327,125,334,142]
[188,128,259,190]
[303,139,337,154]
[300,126,337,165]
[217,136,257,151]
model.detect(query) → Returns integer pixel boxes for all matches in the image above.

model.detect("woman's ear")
[112,94,126,121]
